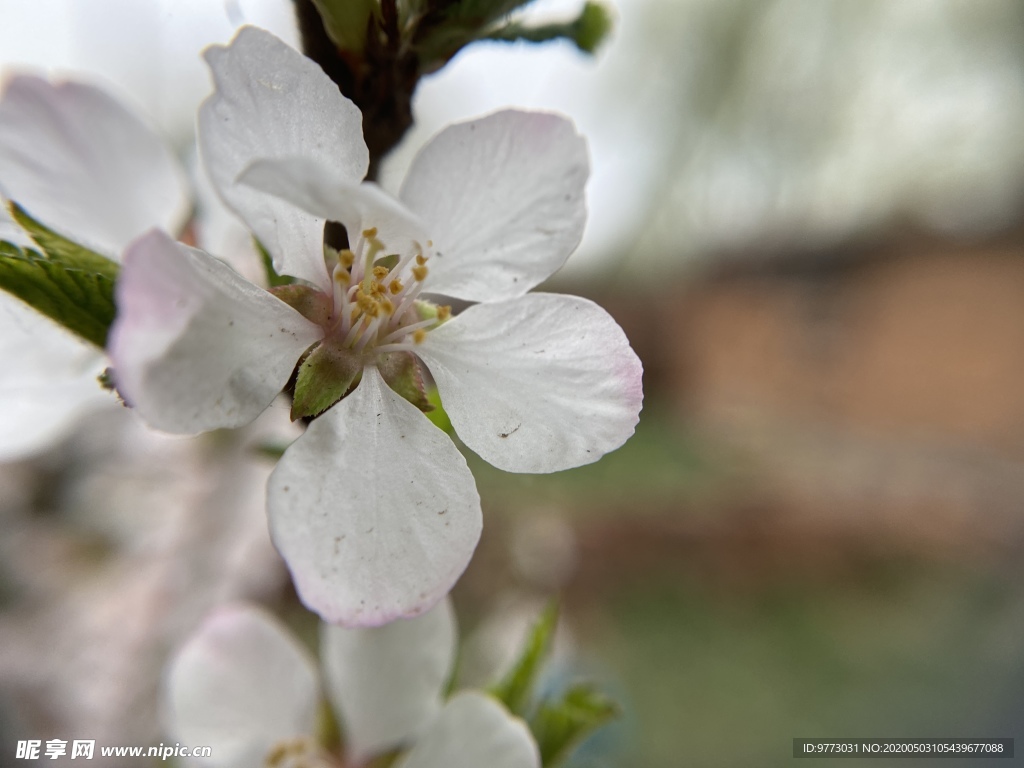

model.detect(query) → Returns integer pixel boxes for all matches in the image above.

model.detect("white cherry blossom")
[0,74,191,460]
[165,600,540,768]
[110,26,643,626]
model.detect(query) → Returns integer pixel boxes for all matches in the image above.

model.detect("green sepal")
[425,386,453,433]
[530,683,619,768]
[270,283,333,326]
[256,238,293,287]
[0,203,119,348]
[291,340,362,420]
[490,599,559,716]
[311,0,379,53]
[486,1,613,54]
[378,351,433,413]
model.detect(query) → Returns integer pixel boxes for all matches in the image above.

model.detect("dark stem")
[293,0,418,181]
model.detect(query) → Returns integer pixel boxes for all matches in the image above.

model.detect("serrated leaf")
[291,339,362,420]
[0,204,120,348]
[490,600,559,716]
[530,683,619,768]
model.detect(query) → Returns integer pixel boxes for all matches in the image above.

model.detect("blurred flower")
[110,26,643,627]
[164,599,539,768]
[0,73,191,460]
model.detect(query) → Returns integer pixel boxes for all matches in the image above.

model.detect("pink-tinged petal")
[164,604,319,768]
[0,291,111,461]
[418,293,643,473]
[199,26,369,291]
[240,157,429,260]
[267,367,481,627]
[0,74,189,258]
[321,598,456,764]
[109,229,322,434]
[399,110,588,302]
[395,692,540,768]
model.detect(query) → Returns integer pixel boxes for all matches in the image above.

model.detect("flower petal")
[321,597,456,763]
[0,291,110,461]
[240,157,429,260]
[164,604,319,768]
[0,74,189,258]
[399,110,588,302]
[418,293,643,473]
[199,26,369,290]
[109,229,322,434]
[267,366,482,626]
[395,692,540,768]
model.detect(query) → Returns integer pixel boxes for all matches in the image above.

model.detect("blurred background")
[3,0,1024,765]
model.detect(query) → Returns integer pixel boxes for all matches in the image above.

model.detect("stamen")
[437,305,451,321]
[354,315,385,351]
[412,265,428,282]
[379,317,436,345]
[372,265,390,280]
[388,278,404,295]
[339,249,355,268]
[412,329,427,344]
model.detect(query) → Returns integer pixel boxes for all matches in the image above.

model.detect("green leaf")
[487,1,613,54]
[530,683,619,768]
[291,339,362,420]
[490,599,559,716]
[311,0,379,53]
[0,204,119,348]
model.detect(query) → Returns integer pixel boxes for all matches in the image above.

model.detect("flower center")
[325,227,449,357]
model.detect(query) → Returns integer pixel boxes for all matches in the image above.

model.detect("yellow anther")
[373,265,389,280]
[415,254,428,266]
[381,298,395,315]
[437,305,452,321]
[413,329,427,344]
[361,227,378,239]
[412,265,428,282]
[339,249,355,268]
[370,281,386,297]
[389,278,404,295]
[334,270,350,285]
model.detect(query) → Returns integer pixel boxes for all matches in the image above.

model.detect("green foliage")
[0,204,119,348]
[487,1,613,54]
[530,684,619,767]
[490,600,560,716]
[291,339,362,420]
[488,601,619,765]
